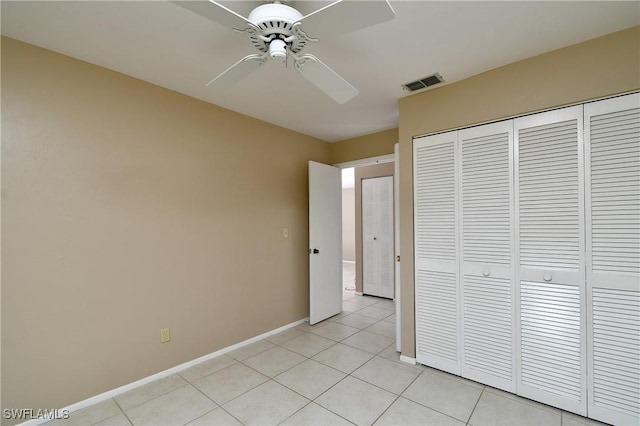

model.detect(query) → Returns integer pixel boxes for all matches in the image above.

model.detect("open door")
[309,161,342,325]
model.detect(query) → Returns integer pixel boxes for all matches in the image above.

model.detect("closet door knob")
[482,269,491,277]
[543,273,552,282]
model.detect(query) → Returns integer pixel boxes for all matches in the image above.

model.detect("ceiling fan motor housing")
[247,3,307,59]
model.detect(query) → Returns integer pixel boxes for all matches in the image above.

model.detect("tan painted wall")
[1,37,330,416]
[342,188,356,262]
[330,128,398,164]
[399,26,640,357]
[354,163,394,294]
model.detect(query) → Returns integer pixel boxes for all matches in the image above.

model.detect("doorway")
[341,167,357,299]
[341,162,395,298]
[337,151,400,349]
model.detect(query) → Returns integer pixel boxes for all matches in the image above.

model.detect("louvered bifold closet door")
[585,93,640,426]
[414,131,461,374]
[459,121,516,392]
[514,106,587,415]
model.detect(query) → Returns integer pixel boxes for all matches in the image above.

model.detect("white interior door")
[514,105,587,415]
[362,176,394,299]
[414,131,461,374]
[584,93,639,426]
[459,121,516,393]
[309,161,343,325]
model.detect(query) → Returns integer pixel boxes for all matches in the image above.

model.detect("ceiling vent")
[402,73,444,92]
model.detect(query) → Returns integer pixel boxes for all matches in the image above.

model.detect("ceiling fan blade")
[206,54,267,88]
[170,1,252,31]
[297,0,395,40]
[294,54,358,104]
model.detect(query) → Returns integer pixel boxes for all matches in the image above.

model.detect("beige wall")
[1,37,330,416]
[342,188,356,262]
[398,26,640,357]
[330,128,397,164]
[354,163,395,294]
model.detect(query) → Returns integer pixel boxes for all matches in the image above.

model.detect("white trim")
[18,318,308,426]
[400,355,417,365]
[355,291,363,296]
[412,91,639,141]
[394,143,401,352]
[334,153,395,169]
[342,260,356,264]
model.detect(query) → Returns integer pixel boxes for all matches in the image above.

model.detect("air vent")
[403,73,444,92]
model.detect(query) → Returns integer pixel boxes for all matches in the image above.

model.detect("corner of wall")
[330,128,398,165]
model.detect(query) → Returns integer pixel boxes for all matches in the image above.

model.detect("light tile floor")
[45,279,608,425]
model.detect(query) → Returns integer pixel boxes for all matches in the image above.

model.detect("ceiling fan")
[171,0,395,104]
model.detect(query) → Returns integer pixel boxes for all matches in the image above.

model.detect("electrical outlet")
[160,327,170,343]
[282,228,289,238]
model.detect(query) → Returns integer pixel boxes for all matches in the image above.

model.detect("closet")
[413,93,639,425]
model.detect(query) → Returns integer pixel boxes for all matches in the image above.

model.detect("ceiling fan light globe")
[269,39,287,62]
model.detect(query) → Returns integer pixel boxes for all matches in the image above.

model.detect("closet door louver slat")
[518,120,580,270]
[414,131,461,374]
[520,281,582,399]
[459,122,516,392]
[514,106,587,415]
[585,93,640,426]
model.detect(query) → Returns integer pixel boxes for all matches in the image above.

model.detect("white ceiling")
[2,1,638,142]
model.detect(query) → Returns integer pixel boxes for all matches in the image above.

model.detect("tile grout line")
[220,342,327,410]
[110,397,135,426]
[179,355,240,384]
[368,358,428,424]
[275,400,314,426]
[189,357,276,411]
[115,381,192,417]
[398,367,481,425]
[290,328,398,420]
[372,394,401,425]
[183,401,245,426]
[465,385,486,426]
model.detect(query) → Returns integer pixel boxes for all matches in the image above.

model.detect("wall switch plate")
[282,228,289,238]
[160,327,170,343]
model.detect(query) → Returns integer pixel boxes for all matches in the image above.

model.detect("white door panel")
[414,131,461,374]
[459,121,516,393]
[585,93,639,426]
[362,176,394,299]
[309,161,342,325]
[514,105,587,415]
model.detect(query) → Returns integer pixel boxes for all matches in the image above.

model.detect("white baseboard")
[355,291,363,296]
[19,318,309,426]
[400,355,417,365]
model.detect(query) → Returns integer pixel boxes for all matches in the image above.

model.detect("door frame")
[334,151,400,350]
